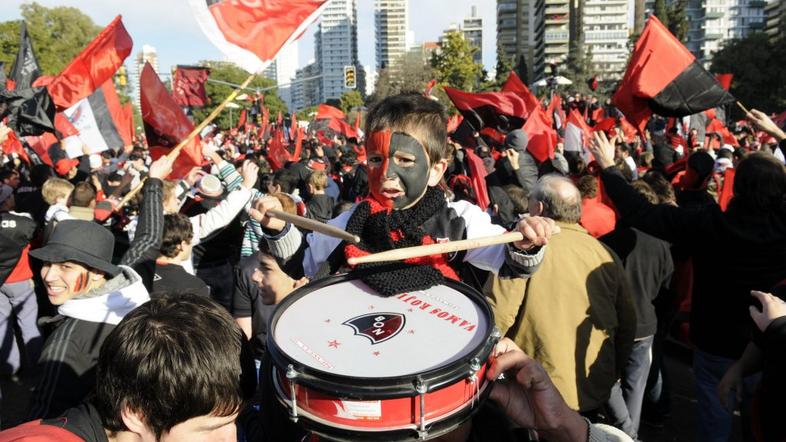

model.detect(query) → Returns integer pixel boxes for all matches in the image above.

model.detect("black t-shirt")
[134,260,210,298]
[232,255,275,359]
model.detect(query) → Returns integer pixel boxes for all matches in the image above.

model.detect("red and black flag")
[587,76,599,91]
[172,65,210,107]
[46,16,133,111]
[139,62,204,179]
[9,22,41,90]
[501,71,539,114]
[190,0,328,73]
[62,80,128,156]
[443,87,528,133]
[613,15,735,132]
[316,103,345,120]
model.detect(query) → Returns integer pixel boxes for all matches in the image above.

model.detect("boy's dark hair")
[69,181,97,208]
[95,294,248,438]
[575,174,598,199]
[0,168,18,183]
[641,170,676,205]
[160,214,194,258]
[272,168,299,194]
[365,92,448,163]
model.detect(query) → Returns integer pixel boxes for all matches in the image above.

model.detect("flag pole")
[736,101,750,115]
[114,72,257,211]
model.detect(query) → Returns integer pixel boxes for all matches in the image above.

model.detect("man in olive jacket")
[485,174,636,413]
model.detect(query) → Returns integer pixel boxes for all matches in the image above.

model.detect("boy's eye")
[368,156,383,165]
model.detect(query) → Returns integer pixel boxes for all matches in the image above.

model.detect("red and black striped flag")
[613,16,734,132]
[443,87,528,133]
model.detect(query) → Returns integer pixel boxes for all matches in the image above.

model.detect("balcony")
[705,32,723,39]
[704,11,724,19]
[749,1,767,8]
[749,20,765,29]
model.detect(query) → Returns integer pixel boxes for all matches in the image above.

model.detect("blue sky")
[0,0,498,80]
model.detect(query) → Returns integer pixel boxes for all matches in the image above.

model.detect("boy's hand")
[513,216,559,251]
[240,161,259,190]
[249,196,286,232]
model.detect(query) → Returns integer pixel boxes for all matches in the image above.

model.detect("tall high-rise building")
[497,0,537,81]
[463,6,483,64]
[684,0,766,64]
[765,0,786,43]
[581,0,629,79]
[375,0,409,70]
[134,44,158,106]
[542,0,570,69]
[262,43,299,111]
[292,62,321,111]
[315,0,364,103]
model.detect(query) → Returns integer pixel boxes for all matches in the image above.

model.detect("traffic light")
[344,65,356,89]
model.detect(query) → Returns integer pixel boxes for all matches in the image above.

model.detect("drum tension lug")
[286,364,299,423]
[415,379,428,439]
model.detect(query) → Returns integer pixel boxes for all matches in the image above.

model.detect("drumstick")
[737,101,750,115]
[347,231,527,265]
[267,209,360,244]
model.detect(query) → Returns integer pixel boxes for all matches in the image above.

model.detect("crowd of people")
[0,89,784,442]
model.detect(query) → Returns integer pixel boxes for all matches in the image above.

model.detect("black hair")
[272,168,299,194]
[160,214,194,258]
[95,294,251,438]
[730,151,786,214]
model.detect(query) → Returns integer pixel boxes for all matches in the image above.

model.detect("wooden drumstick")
[267,209,360,244]
[347,231,527,265]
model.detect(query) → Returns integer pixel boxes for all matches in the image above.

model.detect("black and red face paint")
[366,129,431,210]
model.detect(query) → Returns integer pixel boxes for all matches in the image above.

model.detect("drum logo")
[342,313,405,345]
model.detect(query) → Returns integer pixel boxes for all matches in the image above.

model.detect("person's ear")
[121,407,148,435]
[293,276,309,290]
[427,158,448,187]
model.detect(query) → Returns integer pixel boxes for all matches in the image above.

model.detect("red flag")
[706,117,739,146]
[172,66,210,107]
[266,128,290,170]
[292,127,304,161]
[119,103,134,146]
[619,117,638,143]
[290,112,297,140]
[501,71,539,113]
[719,167,735,211]
[237,109,247,129]
[715,73,733,91]
[99,80,133,147]
[353,111,361,131]
[139,63,203,179]
[192,0,328,73]
[464,148,490,211]
[276,110,283,127]
[591,107,605,123]
[593,117,617,134]
[328,118,358,138]
[316,130,332,146]
[24,133,55,166]
[47,16,133,111]
[2,131,30,163]
[54,113,79,138]
[424,79,437,97]
[316,103,345,120]
[444,87,527,132]
[613,16,733,132]
[523,107,556,163]
[260,106,270,139]
[564,108,593,161]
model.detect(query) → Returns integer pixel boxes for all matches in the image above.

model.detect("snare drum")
[265,274,499,441]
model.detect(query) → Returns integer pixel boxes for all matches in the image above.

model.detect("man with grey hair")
[485,174,637,416]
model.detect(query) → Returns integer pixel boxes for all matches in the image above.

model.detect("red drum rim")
[266,274,498,399]
[272,364,495,441]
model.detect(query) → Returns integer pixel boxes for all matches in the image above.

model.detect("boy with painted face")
[254,93,556,295]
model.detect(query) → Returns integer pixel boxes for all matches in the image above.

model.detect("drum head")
[268,274,493,396]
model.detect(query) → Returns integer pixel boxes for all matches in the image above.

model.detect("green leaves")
[430,31,483,92]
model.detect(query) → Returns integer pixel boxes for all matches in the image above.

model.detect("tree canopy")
[430,31,483,92]
[711,32,786,115]
[191,61,287,130]
[0,2,103,76]
[338,90,364,114]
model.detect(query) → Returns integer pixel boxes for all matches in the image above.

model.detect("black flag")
[9,22,41,90]
[0,87,56,136]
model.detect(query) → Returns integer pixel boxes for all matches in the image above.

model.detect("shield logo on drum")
[342,313,406,345]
